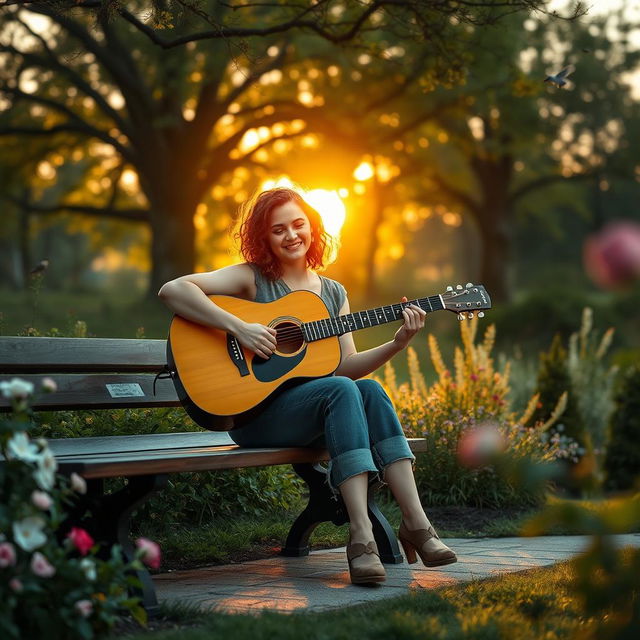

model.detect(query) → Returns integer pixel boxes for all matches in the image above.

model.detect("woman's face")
[268,200,312,266]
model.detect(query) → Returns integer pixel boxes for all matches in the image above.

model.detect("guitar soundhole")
[274,321,304,354]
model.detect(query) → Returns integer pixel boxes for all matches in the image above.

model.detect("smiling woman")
[157,186,457,586]
[260,178,347,239]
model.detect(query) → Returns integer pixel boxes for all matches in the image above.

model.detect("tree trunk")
[477,215,511,304]
[148,203,196,296]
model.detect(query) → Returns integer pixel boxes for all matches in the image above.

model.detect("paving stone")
[155,534,640,614]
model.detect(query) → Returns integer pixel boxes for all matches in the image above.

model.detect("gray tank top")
[248,263,346,317]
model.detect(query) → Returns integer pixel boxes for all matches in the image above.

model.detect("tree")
[0,0,580,295]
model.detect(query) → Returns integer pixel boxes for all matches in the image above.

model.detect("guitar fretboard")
[301,296,444,343]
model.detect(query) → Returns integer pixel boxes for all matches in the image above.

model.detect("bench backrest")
[0,337,177,411]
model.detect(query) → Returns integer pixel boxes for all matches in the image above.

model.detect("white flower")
[40,377,57,393]
[6,432,41,463]
[33,448,58,491]
[0,377,34,399]
[31,490,53,510]
[13,516,47,552]
[70,472,87,495]
[74,599,93,618]
[80,557,97,581]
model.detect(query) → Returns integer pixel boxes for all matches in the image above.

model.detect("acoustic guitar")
[167,283,491,429]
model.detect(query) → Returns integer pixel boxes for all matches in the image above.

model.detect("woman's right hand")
[235,322,278,359]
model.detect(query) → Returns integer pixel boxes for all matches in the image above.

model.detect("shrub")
[604,365,640,492]
[377,318,574,508]
[533,333,585,449]
[566,307,617,459]
[33,406,304,526]
[0,378,151,639]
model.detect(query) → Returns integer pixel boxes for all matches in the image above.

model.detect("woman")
[158,187,456,584]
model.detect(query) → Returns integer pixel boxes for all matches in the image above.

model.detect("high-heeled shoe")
[347,539,386,584]
[398,520,457,567]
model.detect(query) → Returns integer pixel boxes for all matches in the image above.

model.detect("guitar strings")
[268,297,446,343]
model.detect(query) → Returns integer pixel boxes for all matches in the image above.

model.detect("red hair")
[235,188,334,281]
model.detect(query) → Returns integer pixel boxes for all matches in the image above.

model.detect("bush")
[33,407,304,527]
[604,365,640,492]
[0,378,151,640]
[376,318,575,508]
[533,333,585,449]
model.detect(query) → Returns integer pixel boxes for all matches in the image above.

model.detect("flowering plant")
[0,377,159,639]
[375,318,578,507]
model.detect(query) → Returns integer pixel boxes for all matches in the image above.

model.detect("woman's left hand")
[393,296,426,350]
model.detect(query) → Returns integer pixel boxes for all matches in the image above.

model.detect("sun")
[304,189,346,237]
[259,178,347,237]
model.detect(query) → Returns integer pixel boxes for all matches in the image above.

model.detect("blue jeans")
[229,376,415,491]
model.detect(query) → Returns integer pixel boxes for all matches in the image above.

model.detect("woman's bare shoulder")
[176,263,256,297]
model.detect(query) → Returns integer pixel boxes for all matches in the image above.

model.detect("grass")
[113,557,620,640]
[138,499,543,571]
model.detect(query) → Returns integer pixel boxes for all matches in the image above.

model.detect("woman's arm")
[158,264,277,360]
[334,296,426,380]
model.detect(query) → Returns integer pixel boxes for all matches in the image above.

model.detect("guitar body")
[168,290,341,422]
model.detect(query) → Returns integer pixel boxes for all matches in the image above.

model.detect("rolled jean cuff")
[328,448,379,492]
[372,435,415,471]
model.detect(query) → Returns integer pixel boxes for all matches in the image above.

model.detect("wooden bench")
[0,336,426,613]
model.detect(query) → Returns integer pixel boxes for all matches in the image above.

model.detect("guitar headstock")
[441,283,492,320]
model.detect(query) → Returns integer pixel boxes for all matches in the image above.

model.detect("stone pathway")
[154,534,640,614]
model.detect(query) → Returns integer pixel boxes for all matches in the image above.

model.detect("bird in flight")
[544,64,575,88]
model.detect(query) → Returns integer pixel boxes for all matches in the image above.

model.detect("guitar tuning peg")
[457,313,465,321]
[456,284,463,290]
[446,286,453,292]
[465,282,473,288]
[467,312,474,319]
[478,312,485,318]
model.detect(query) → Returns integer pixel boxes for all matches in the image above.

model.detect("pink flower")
[31,551,56,578]
[67,527,94,556]
[9,578,23,593]
[457,423,507,468]
[0,542,17,568]
[74,599,93,618]
[31,490,53,510]
[70,473,87,495]
[584,220,640,289]
[135,537,161,570]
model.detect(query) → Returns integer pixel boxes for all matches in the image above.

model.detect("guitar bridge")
[226,334,250,377]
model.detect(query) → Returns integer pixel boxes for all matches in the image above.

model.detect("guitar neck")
[301,295,445,343]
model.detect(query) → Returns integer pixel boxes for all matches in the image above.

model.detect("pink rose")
[135,537,161,569]
[457,423,507,468]
[0,542,17,568]
[74,599,93,618]
[67,527,94,556]
[9,578,23,593]
[584,220,640,289]
[31,551,56,577]
[31,490,53,510]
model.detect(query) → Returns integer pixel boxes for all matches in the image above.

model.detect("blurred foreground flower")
[584,220,640,289]
[135,537,161,569]
[457,423,507,468]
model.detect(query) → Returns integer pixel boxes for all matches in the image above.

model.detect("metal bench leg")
[281,463,347,557]
[62,474,168,615]
[282,464,403,563]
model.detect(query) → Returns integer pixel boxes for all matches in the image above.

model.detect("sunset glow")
[259,177,347,237]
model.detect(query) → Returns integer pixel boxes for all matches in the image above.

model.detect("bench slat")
[0,337,168,372]
[47,434,427,479]
[0,374,179,411]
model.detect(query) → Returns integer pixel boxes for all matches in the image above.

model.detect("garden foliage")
[604,364,640,492]
[376,317,575,508]
[0,379,151,640]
